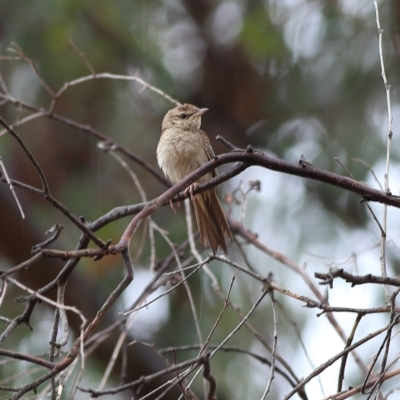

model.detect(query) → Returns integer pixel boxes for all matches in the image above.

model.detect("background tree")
[0,1,400,399]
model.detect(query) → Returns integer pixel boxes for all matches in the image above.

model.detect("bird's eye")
[180,114,187,119]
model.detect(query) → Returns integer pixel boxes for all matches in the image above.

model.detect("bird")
[156,103,231,253]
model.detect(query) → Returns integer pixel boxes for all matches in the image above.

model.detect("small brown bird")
[157,104,231,253]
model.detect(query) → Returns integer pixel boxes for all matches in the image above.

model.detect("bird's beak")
[194,108,208,117]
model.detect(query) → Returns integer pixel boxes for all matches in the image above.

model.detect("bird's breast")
[157,128,211,184]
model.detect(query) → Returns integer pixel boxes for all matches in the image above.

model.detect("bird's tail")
[193,190,231,253]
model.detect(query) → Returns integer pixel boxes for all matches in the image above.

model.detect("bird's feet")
[183,183,199,203]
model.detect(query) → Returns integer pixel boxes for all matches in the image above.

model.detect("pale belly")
[157,129,213,184]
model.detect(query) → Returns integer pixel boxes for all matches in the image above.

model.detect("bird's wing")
[201,131,217,179]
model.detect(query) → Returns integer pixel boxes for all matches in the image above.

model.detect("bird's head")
[162,103,208,131]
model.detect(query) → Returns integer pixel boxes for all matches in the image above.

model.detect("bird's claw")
[184,183,199,202]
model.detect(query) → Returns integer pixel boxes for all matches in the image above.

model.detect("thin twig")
[374,0,392,301]
[352,158,383,191]
[7,42,55,97]
[53,72,181,107]
[261,288,278,399]
[69,39,96,75]
[0,157,25,218]
[0,117,49,193]
[337,314,363,393]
